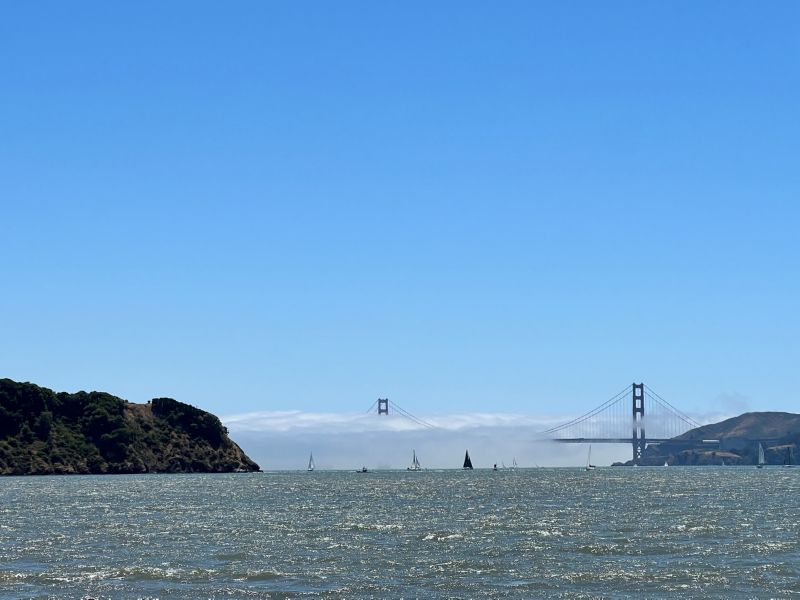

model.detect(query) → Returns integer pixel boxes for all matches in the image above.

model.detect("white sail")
[512,457,518,470]
[585,445,596,471]
[408,449,421,471]
[307,452,315,471]
[757,443,765,468]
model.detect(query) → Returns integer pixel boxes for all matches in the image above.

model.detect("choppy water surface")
[2,468,800,598]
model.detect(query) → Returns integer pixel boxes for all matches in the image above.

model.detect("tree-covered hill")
[0,379,260,475]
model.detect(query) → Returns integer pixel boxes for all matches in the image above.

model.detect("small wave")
[422,532,464,542]
[238,570,284,581]
[213,552,249,561]
[344,521,404,532]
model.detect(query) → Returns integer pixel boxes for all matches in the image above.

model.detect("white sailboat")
[663,460,669,467]
[407,449,422,471]
[757,443,765,469]
[585,445,596,471]
[307,452,315,472]
[512,457,518,470]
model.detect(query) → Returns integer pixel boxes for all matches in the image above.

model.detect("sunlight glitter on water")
[1,468,799,598]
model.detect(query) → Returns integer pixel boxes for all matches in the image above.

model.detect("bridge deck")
[553,438,720,445]
[554,438,676,444]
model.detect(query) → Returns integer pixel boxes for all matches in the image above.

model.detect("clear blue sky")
[2,2,798,423]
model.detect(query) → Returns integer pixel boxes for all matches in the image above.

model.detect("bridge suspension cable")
[365,398,439,430]
[391,402,438,430]
[644,385,701,429]
[539,383,700,446]
[538,385,631,436]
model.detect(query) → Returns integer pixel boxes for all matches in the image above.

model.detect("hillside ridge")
[628,411,800,466]
[0,378,260,475]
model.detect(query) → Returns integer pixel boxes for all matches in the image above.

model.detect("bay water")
[2,468,799,598]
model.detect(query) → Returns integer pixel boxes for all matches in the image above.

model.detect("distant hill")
[0,379,260,475]
[620,411,800,466]
[675,412,800,442]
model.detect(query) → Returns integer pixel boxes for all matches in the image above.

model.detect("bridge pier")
[632,383,645,464]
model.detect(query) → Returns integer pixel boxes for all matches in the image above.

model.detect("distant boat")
[463,450,473,470]
[585,445,596,471]
[493,463,498,471]
[407,449,422,471]
[721,459,725,466]
[356,466,369,473]
[663,460,669,467]
[512,457,518,470]
[757,443,765,469]
[307,452,315,472]
[784,446,795,468]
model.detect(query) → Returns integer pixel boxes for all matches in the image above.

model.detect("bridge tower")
[377,398,389,415]
[632,383,645,464]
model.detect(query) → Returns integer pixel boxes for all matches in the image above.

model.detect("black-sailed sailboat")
[463,450,474,470]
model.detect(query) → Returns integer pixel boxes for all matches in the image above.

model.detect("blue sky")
[1,2,799,465]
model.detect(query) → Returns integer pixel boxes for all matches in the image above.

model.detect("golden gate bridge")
[372,383,703,465]
[539,383,702,464]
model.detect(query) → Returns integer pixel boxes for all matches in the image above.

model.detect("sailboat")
[784,446,795,468]
[407,449,422,471]
[307,452,315,472]
[663,460,669,467]
[585,445,596,471]
[463,450,474,470]
[757,443,765,469]
[512,457,518,470]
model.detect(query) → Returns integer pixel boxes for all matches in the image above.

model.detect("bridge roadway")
[554,438,723,448]
[554,438,673,444]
